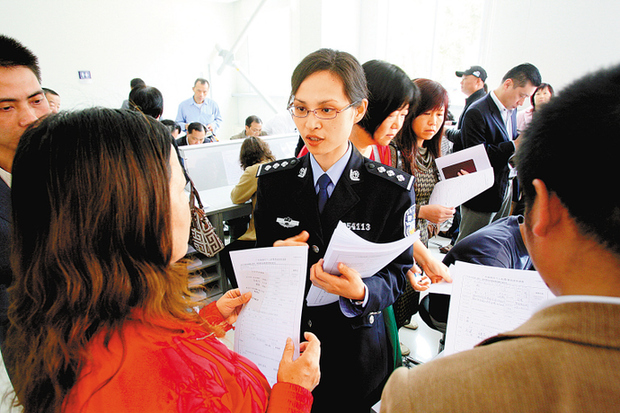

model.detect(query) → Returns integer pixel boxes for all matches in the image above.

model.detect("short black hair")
[245,115,262,128]
[130,78,145,89]
[502,63,542,88]
[194,78,209,87]
[358,60,418,137]
[161,119,181,134]
[516,63,620,255]
[187,122,206,134]
[129,85,164,119]
[0,35,41,82]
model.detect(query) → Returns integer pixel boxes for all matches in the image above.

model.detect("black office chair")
[418,293,450,352]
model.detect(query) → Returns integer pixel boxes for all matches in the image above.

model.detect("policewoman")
[254,48,416,413]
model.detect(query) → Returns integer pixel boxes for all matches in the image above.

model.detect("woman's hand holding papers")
[310,259,366,301]
[419,204,455,225]
[278,332,321,391]
[216,288,253,325]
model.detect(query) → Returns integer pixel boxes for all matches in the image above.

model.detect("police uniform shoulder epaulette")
[364,160,414,191]
[256,157,300,177]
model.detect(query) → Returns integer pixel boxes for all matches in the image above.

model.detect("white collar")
[0,168,11,188]
[309,142,352,187]
[536,295,620,312]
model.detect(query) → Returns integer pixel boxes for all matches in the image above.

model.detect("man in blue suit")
[456,63,541,242]
[0,35,50,357]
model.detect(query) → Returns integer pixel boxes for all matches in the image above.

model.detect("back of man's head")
[502,63,541,88]
[187,122,206,134]
[130,78,145,89]
[517,63,620,255]
[0,35,41,82]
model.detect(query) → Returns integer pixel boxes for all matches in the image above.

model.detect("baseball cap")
[455,66,487,82]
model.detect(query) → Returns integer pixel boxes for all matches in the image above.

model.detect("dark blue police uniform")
[254,147,415,412]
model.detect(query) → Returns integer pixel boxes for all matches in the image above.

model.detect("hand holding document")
[429,144,494,208]
[230,246,308,386]
[443,261,554,356]
[306,222,419,307]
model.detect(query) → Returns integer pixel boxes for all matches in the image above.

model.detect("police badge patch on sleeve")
[404,204,417,237]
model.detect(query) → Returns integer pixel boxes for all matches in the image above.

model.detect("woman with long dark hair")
[393,78,455,247]
[6,108,320,413]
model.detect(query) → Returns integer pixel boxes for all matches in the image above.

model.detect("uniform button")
[368,163,375,169]
[308,319,313,327]
[369,315,375,324]
[312,245,319,254]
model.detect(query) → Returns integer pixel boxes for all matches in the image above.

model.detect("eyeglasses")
[288,101,360,120]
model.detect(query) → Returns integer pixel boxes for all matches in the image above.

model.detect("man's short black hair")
[187,122,206,134]
[245,115,262,127]
[161,119,181,134]
[194,78,209,87]
[0,35,41,82]
[516,63,620,255]
[130,78,145,89]
[502,63,542,88]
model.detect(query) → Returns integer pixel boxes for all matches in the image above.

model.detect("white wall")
[2,0,619,137]
[0,0,237,137]
[481,0,620,95]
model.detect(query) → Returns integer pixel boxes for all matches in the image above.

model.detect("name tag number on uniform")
[345,222,371,231]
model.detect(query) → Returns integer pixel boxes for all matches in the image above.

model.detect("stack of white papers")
[443,261,554,356]
[429,144,494,208]
[230,246,308,386]
[306,222,419,307]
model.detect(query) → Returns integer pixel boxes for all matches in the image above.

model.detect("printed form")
[230,246,308,386]
[443,261,554,356]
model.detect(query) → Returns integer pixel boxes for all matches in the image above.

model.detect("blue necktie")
[317,173,332,214]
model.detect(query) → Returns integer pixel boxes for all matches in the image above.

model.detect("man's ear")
[353,99,369,123]
[529,179,562,237]
[503,78,514,91]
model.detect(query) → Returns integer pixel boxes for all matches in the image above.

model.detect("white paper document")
[306,222,419,307]
[429,144,494,208]
[443,261,554,356]
[230,246,308,386]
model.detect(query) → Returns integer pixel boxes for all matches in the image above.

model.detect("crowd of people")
[1,32,619,413]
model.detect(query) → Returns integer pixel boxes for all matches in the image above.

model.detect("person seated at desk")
[230,115,268,140]
[5,108,320,413]
[381,63,620,413]
[161,119,181,139]
[175,121,216,146]
[220,136,276,288]
[420,215,533,332]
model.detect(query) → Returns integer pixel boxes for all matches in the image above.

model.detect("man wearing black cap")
[445,66,487,152]
[440,66,488,253]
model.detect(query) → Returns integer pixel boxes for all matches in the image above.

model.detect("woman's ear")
[353,99,369,123]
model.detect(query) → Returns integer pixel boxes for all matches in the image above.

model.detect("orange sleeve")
[267,383,313,413]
